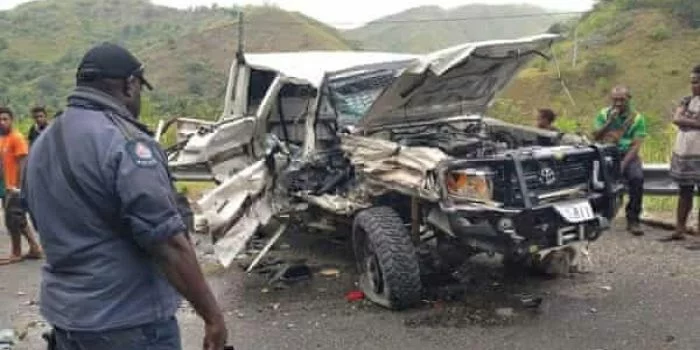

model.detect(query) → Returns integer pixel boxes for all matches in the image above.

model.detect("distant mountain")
[0,0,354,118]
[345,4,571,53]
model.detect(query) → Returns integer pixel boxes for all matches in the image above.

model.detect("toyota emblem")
[540,167,556,185]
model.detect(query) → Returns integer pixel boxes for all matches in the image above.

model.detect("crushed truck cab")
[166,34,624,310]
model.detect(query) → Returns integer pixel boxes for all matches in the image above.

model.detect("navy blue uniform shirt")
[22,87,185,332]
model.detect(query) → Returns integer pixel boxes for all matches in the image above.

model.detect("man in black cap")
[22,42,228,349]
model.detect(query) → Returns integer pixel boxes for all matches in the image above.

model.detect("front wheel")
[353,207,422,310]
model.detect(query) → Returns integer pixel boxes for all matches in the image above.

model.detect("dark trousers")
[54,317,182,350]
[2,190,28,234]
[622,155,644,224]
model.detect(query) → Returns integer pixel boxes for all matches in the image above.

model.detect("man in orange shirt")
[0,107,42,265]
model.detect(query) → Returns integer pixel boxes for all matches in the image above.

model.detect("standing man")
[592,85,647,236]
[668,65,700,241]
[0,107,42,265]
[22,43,228,349]
[27,106,50,147]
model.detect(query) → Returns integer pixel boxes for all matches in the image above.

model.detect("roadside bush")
[605,17,633,37]
[649,24,672,41]
[671,0,700,28]
[532,58,548,72]
[584,55,618,79]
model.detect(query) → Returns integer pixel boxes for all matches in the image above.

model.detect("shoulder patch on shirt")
[126,139,159,167]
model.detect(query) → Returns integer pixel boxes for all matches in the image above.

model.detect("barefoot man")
[0,107,42,265]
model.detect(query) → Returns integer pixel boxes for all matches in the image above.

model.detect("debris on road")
[495,307,515,318]
[278,243,291,251]
[600,285,613,292]
[268,264,312,284]
[345,290,365,302]
[319,268,340,278]
[518,295,543,309]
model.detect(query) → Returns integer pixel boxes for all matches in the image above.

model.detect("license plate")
[554,201,595,223]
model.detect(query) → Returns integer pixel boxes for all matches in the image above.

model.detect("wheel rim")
[365,253,384,294]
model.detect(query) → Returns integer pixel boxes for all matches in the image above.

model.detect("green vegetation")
[496,0,700,211]
[345,4,574,53]
[0,0,354,120]
[5,0,700,213]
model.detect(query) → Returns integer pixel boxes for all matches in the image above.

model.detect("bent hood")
[357,34,561,130]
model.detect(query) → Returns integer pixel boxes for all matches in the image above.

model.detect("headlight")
[446,168,494,202]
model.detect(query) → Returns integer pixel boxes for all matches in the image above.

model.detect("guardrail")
[643,163,676,195]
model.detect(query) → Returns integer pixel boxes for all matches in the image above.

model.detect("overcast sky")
[2,0,594,27]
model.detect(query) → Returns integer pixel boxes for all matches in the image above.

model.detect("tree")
[36,76,59,97]
[672,0,700,28]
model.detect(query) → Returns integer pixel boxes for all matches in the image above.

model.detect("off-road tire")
[353,206,422,310]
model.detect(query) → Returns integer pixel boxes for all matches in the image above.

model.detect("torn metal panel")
[172,117,256,164]
[299,193,371,216]
[340,134,447,200]
[213,193,274,268]
[169,117,257,181]
[173,118,217,144]
[197,159,270,237]
[241,52,417,88]
[482,117,588,145]
[193,159,277,268]
[245,223,287,273]
[359,34,561,130]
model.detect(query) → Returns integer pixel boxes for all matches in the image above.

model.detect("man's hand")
[674,117,690,131]
[150,234,229,350]
[621,139,642,173]
[204,316,228,350]
[676,105,687,116]
[620,158,629,173]
[593,108,619,141]
[674,116,700,131]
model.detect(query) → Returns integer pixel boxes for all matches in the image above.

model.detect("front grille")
[519,159,591,192]
[492,154,595,206]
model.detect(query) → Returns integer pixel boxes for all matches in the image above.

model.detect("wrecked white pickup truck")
[165,34,624,310]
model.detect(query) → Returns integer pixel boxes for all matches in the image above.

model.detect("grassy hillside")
[345,4,572,53]
[0,0,354,119]
[142,6,354,116]
[495,0,700,210]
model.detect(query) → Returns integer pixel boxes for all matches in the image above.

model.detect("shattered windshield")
[324,68,401,127]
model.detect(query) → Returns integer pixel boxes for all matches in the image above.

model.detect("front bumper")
[446,192,619,256]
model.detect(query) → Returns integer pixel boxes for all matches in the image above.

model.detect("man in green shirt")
[593,85,647,236]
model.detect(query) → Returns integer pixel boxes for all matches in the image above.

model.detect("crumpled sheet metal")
[340,134,447,200]
[213,194,274,268]
[300,193,371,216]
[196,160,275,268]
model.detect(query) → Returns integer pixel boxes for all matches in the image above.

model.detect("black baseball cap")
[76,42,153,90]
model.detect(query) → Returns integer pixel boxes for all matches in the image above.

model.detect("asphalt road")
[3,220,700,350]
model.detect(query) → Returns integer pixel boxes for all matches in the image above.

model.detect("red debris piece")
[345,290,365,302]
